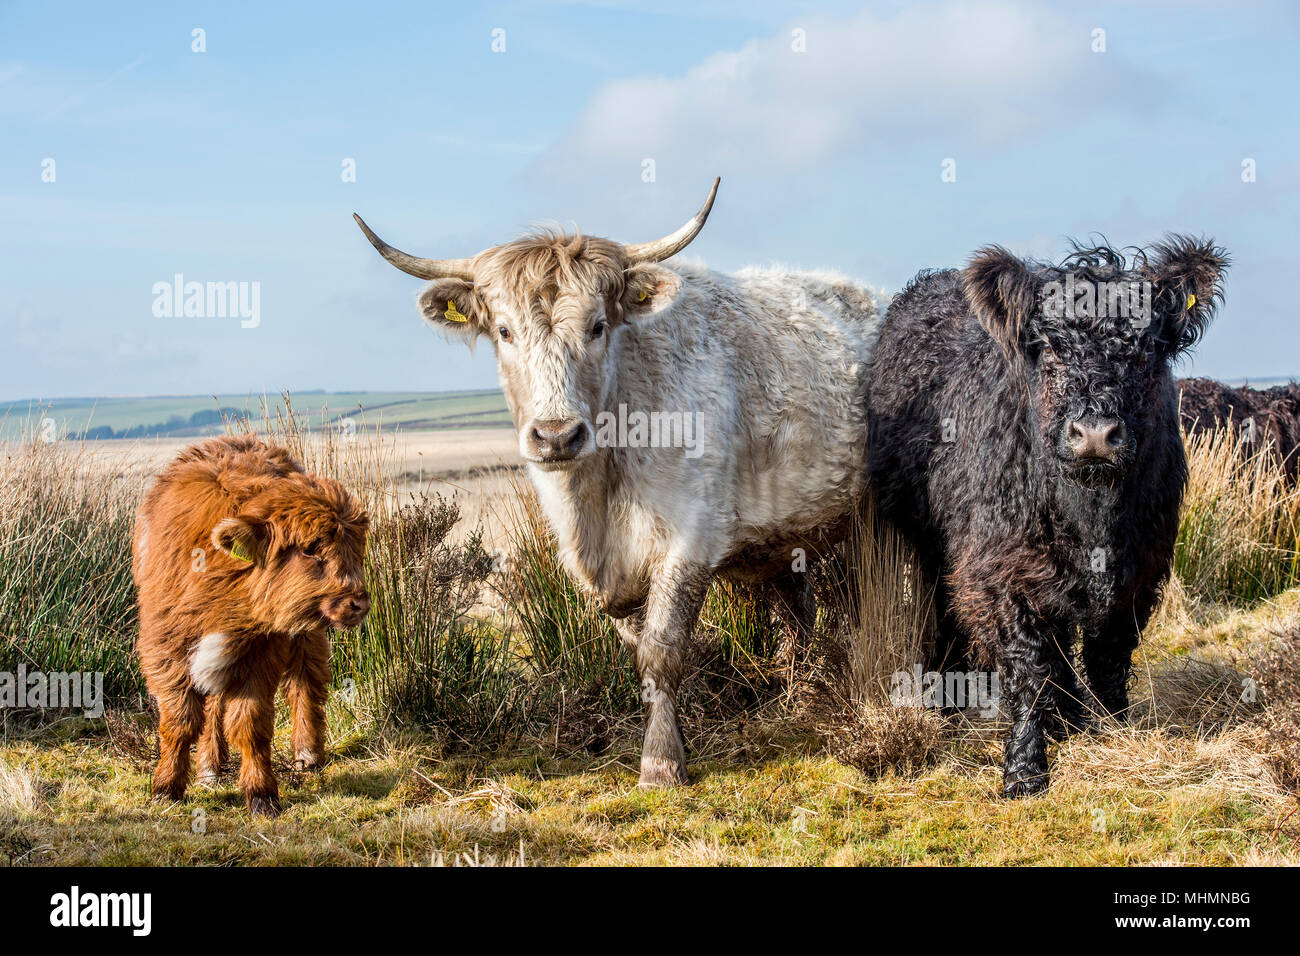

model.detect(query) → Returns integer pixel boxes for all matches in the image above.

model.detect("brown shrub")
[824,703,946,777]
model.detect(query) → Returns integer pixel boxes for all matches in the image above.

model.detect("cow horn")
[352,213,477,281]
[623,177,720,264]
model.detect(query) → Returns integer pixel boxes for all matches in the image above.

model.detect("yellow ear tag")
[230,539,254,563]
[1186,293,1197,310]
[444,300,469,323]
[636,291,648,303]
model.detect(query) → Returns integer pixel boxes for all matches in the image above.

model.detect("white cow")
[356,180,881,786]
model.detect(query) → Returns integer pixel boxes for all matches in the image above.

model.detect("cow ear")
[1144,235,1229,354]
[211,517,265,565]
[417,279,488,341]
[963,246,1038,358]
[622,264,683,318]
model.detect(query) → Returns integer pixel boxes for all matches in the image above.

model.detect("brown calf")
[133,435,370,816]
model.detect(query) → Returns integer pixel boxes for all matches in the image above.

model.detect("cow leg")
[617,609,687,755]
[152,688,205,802]
[1083,593,1155,721]
[995,603,1070,798]
[195,694,228,786]
[224,671,281,816]
[633,560,712,789]
[1043,631,1089,741]
[283,631,331,771]
[770,570,816,675]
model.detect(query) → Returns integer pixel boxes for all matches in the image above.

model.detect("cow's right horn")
[352,213,477,281]
[623,177,720,264]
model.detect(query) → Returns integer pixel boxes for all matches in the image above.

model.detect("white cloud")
[533,1,1159,178]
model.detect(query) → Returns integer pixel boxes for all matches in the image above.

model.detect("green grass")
[2,679,1294,866]
[332,492,524,743]
[0,441,144,698]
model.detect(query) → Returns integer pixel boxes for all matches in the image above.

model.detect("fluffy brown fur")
[132,435,369,816]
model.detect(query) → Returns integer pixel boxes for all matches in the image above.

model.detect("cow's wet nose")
[528,419,588,461]
[1065,419,1126,461]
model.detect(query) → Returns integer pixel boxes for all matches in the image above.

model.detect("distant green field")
[0,390,511,441]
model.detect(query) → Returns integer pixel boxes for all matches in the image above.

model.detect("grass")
[1,405,1299,865]
[1175,422,1300,604]
[1,641,1295,866]
[0,436,145,699]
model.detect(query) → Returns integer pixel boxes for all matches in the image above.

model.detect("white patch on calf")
[189,632,233,694]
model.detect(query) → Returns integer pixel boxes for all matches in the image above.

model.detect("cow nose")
[349,591,370,617]
[528,419,588,461]
[1065,419,1126,460]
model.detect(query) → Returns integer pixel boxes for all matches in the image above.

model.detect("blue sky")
[2,0,1297,402]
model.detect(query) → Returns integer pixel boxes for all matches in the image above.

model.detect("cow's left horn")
[623,177,720,264]
[352,213,477,281]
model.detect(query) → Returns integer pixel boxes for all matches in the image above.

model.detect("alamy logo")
[1042,273,1153,329]
[152,274,260,328]
[592,404,709,459]
[890,664,1000,717]
[49,886,151,936]
[0,666,104,718]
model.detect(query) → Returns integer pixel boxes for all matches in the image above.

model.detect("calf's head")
[354,179,719,468]
[964,237,1228,485]
[210,475,371,632]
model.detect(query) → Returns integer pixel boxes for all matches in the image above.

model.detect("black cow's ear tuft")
[962,246,1037,358]
[1143,235,1229,354]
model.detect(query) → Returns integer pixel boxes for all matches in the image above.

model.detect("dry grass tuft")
[835,499,935,705]
[1136,654,1257,735]
[809,499,946,777]
[0,758,43,814]
[823,702,946,777]
[1248,626,1300,791]
[1053,724,1283,798]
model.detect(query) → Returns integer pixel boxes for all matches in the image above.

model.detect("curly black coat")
[1178,377,1300,481]
[867,237,1229,796]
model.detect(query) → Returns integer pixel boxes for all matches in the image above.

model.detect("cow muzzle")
[1062,418,1126,461]
[321,589,370,629]
[1058,417,1130,482]
[525,418,591,465]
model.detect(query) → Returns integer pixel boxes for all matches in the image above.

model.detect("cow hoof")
[293,750,324,772]
[638,756,688,789]
[1002,774,1049,799]
[247,795,282,817]
[151,783,186,804]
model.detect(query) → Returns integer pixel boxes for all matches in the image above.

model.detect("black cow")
[867,238,1229,796]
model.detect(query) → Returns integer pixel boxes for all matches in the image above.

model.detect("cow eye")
[497,326,512,343]
[590,321,606,340]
